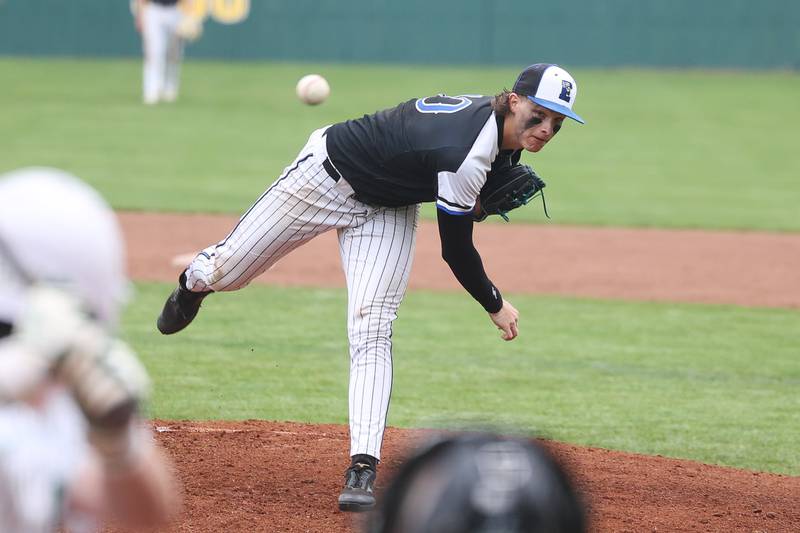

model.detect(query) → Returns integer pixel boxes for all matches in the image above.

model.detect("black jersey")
[326,95,519,211]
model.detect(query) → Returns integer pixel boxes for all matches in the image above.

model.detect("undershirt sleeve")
[436,208,503,313]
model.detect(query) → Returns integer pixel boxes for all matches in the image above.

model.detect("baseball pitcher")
[157,63,585,511]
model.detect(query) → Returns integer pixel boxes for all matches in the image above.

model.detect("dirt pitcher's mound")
[150,420,800,533]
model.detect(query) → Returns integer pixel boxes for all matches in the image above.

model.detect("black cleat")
[156,273,209,335]
[337,462,376,512]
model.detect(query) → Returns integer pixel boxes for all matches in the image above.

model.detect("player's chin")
[525,142,544,153]
[523,141,546,153]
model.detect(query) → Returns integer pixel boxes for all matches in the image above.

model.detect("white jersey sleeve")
[435,114,500,215]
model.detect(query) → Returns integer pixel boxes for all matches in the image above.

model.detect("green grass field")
[127,283,799,475]
[1,57,798,230]
[3,57,797,476]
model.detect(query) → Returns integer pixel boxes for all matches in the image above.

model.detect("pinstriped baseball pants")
[184,127,419,460]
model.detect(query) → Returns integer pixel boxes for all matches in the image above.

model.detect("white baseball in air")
[296,74,330,105]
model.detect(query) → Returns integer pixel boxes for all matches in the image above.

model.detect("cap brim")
[529,96,585,124]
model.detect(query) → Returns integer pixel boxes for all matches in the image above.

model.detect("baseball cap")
[513,64,585,124]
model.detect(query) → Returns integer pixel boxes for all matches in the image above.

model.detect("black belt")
[322,157,342,182]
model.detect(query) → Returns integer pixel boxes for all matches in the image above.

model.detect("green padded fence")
[0,0,798,68]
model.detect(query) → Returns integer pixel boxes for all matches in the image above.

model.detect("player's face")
[510,97,565,153]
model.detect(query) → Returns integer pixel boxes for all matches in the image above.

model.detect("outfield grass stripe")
[124,282,799,475]
[1,58,798,230]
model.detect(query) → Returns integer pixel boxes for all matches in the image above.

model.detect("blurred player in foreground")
[368,433,586,533]
[0,168,180,531]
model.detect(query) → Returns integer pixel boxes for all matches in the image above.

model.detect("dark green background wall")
[1,0,798,68]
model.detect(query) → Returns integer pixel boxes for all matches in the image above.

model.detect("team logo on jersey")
[415,95,473,114]
[558,80,573,103]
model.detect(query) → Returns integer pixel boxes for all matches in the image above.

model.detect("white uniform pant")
[184,127,419,460]
[141,2,183,103]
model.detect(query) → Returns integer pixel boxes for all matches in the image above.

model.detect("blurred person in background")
[133,0,185,105]
[0,168,180,531]
[368,433,587,533]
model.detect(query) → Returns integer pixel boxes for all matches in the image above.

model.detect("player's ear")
[508,92,523,112]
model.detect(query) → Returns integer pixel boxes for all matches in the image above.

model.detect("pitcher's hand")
[489,299,519,341]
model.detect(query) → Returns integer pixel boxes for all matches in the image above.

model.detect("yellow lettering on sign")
[179,0,250,24]
[210,0,250,24]
[179,0,209,20]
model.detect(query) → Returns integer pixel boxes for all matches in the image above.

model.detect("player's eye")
[525,115,543,128]
[553,121,563,134]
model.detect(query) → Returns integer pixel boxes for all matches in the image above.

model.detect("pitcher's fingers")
[504,323,518,341]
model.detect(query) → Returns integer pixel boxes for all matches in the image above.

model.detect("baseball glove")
[474,164,548,222]
[176,15,203,42]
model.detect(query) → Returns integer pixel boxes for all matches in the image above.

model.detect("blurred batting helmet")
[0,167,128,328]
[368,433,586,533]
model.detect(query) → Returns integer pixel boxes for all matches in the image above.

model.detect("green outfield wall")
[1,0,798,68]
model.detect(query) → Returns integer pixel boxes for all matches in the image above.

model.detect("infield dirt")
[118,212,800,532]
[122,212,800,309]
[149,420,799,533]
